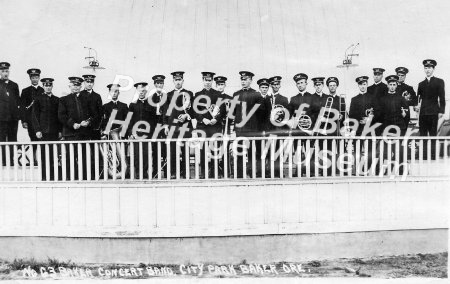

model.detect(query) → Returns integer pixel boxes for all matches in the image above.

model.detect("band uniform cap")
[373,68,385,74]
[82,74,96,82]
[68,76,84,86]
[214,76,227,83]
[257,78,270,87]
[312,77,325,84]
[293,73,308,82]
[27,68,41,76]
[0,62,10,70]
[40,78,54,85]
[355,76,369,84]
[133,82,148,88]
[171,71,185,79]
[152,75,166,82]
[107,83,121,89]
[201,72,215,79]
[385,75,399,83]
[239,71,255,79]
[395,67,409,74]
[423,59,437,67]
[269,76,282,84]
[326,77,339,86]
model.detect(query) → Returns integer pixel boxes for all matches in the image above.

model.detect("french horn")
[297,114,312,130]
[270,104,287,124]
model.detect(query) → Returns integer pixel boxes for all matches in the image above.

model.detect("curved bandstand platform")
[0,136,448,263]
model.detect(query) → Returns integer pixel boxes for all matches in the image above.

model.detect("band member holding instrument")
[164,71,194,178]
[256,78,273,177]
[81,75,103,140]
[58,77,93,179]
[417,59,446,159]
[32,78,61,180]
[148,75,168,177]
[268,76,289,135]
[102,84,129,137]
[194,72,226,178]
[127,82,152,179]
[349,76,374,136]
[20,69,44,148]
[232,71,265,178]
[380,75,410,136]
[395,67,417,107]
[311,77,330,135]
[368,68,388,135]
[379,75,410,174]
[326,77,346,136]
[214,76,232,176]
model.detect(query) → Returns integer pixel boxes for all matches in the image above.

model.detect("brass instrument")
[177,91,192,122]
[415,97,421,127]
[402,90,412,101]
[314,96,334,135]
[270,104,288,124]
[365,107,374,117]
[209,104,221,119]
[297,114,312,130]
[100,126,128,179]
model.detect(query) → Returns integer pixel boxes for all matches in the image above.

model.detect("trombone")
[314,96,334,136]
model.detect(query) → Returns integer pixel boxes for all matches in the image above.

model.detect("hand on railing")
[22,122,28,129]
[80,120,90,127]
[73,123,81,130]
[36,132,43,139]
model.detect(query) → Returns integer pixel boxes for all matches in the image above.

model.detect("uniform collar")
[360,91,367,95]
[45,92,52,97]
[32,84,39,89]
[374,81,382,85]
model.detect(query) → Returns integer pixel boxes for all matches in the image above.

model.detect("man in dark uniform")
[163,71,195,178]
[101,83,129,136]
[214,76,232,176]
[127,82,153,179]
[58,77,93,179]
[0,62,21,165]
[194,72,225,178]
[367,68,388,135]
[148,75,169,177]
[32,78,62,180]
[326,77,346,136]
[267,76,289,135]
[379,75,410,174]
[349,76,374,136]
[20,68,44,145]
[395,67,417,107]
[287,73,315,176]
[255,78,272,177]
[311,77,331,135]
[416,59,446,159]
[231,71,265,178]
[81,74,103,140]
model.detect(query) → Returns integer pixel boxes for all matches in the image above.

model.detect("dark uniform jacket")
[367,82,388,134]
[397,82,417,107]
[220,92,233,135]
[378,91,410,132]
[329,94,346,134]
[58,92,93,139]
[163,88,195,137]
[101,100,129,132]
[232,88,266,136]
[265,93,289,134]
[0,80,20,122]
[20,85,44,124]
[287,91,315,135]
[194,88,226,136]
[127,99,154,138]
[32,93,61,138]
[80,89,103,137]
[368,82,388,99]
[349,92,375,136]
[417,76,446,115]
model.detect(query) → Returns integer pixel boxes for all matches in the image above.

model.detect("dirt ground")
[0,252,447,280]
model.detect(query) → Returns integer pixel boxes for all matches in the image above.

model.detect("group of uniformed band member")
[0,59,446,179]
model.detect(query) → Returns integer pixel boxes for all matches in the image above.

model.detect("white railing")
[0,136,449,182]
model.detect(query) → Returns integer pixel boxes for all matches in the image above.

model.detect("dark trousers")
[198,128,222,178]
[38,133,60,181]
[0,120,18,166]
[63,135,90,180]
[234,135,255,178]
[133,141,149,179]
[419,115,438,159]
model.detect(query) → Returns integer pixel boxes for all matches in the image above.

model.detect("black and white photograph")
[0,0,448,282]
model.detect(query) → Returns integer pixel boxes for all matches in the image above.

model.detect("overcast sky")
[1,0,449,106]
